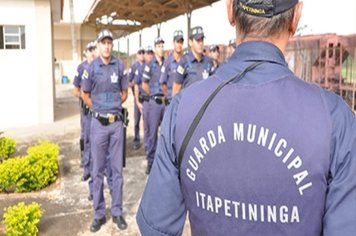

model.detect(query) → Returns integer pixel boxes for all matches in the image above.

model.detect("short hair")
[233,0,295,40]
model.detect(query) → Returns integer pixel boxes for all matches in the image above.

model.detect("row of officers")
[72,26,235,233]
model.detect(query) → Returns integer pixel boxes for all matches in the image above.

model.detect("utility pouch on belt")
[139,94,150,103]
[92,112,120,126]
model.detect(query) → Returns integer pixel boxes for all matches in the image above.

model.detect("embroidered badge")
[177,65,184,75]
[202,70,209,79]
[111,72,118,83]
[82,70,89,80]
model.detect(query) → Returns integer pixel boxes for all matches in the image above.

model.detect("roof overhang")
[84,0,219,38]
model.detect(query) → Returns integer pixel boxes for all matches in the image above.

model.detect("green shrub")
[3,202,43,236]
[0,136,16,161]
[0,141,59,193]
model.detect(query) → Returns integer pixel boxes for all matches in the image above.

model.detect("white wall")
[0,0,54,129]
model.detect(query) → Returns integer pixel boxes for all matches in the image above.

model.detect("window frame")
[0,25,26,50]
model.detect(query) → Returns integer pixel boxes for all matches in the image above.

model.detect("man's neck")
[155,54,163,65]
[192,50,202,62]
[173,51,182,62]
[237,31,290,54]
[100,55,111,65]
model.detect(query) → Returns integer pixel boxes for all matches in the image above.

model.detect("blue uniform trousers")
[84,115,92,177]
[142,101,150,154]
[90,118,124,219]
[133,99,141,145]
[143,100,165,166]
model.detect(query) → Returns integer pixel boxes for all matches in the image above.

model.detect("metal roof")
[84,0,219,38]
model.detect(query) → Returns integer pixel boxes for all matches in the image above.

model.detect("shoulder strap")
[177,61,264,177]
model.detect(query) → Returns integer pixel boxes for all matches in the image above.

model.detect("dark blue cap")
[137,47,145,54]
[209,45,219,52]
[97,29,113,42]
[154,36,165,45]
[145,46,154,53]
[86,41,96,50]
[173,30,184,41]
[236,0,298,17]
[190,26,204,40]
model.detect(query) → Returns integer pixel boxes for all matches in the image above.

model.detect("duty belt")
[151,94,166,105]
[91,111,121,126]
[139,94,168,105]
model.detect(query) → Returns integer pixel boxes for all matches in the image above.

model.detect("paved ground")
[0,84,190,236]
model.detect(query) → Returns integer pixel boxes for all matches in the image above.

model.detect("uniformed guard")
[137,0,356,235]
[160,30,184,104]
[128,47,145,150]
[141,37,166,174]
[172,26,214,96]
[82,29,128,232]
[73,41,96,176]
[209,44,220,74]
[134,46,154,155]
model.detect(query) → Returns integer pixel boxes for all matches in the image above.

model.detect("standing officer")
[172,26,214,96]
[141,37,166,174]
[137,0,356,235]
[160,30,184,104]
[128,47,145,150]
[73,41,96,168]
[82,29,128,232]
[134,46,154,155]
[209,44,220,74]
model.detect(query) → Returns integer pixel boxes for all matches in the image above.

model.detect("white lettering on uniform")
[233,123,244,141]
[274,138,287,157]
[247,124,256,143]
[186,123,313,196]
[194,192,302,224]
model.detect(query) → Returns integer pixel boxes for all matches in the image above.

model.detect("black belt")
[151,95,165,105]
[91,111,121,126]
[139,94,150,103]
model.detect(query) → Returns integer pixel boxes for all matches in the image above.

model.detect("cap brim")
[174,36,184,41]
[193,33,205,40]
[97,36,113,42]
[155,40,165,45]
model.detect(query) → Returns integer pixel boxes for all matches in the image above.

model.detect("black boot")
[90,217,106,232]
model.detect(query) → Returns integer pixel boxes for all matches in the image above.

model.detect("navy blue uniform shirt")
[137,41,356,236]
[175,52,214,88]
[160,54,180,99]
[128,61,141,83]
[81,56,128,115]
[142,57,164,96]
[73,60,89,88]
[134,63,148,95]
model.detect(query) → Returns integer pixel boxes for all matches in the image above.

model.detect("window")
[0,25,26,49]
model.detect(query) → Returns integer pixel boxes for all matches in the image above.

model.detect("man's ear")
[227,0,236,27]
[188,39,193,47]
[289,2,303,36]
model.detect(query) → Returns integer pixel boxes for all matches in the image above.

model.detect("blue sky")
[64,0,356,54]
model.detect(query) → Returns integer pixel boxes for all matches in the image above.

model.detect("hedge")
[0,141,59,193]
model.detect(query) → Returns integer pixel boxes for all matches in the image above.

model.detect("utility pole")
[69,0,78,60]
